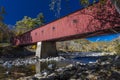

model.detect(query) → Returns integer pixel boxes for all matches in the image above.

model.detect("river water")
[0,52,104,79]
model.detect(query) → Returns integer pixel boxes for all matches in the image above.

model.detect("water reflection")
[36,61,57,73]
[0,55,100,79]
[35,60,71,73]
[0,64,36,79]
[0,58,70,79]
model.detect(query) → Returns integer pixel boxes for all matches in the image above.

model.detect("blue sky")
[87,33,120,42]
[0,0,81,25]
[0,0,119,41]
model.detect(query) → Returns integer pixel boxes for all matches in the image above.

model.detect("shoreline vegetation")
[0,38,120,58]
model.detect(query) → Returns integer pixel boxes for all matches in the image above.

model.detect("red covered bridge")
[13,0,120,58]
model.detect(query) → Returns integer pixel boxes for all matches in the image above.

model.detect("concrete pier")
[36,41,58,58]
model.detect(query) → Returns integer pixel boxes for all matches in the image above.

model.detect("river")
[0,52,119,80]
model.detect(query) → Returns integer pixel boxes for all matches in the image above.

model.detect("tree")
[15,16,37,35]
[0,23,14,43]
[15,13,44,35]
[49,0,120,18]
[35,13,44,27]
[0,6,6,22]
[0,6,12,43]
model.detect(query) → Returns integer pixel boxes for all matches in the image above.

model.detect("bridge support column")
[36,41,58,58]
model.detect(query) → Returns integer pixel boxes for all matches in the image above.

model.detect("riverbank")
[0,46,35,58]
[16,55,120,80]
[0,45,119,80]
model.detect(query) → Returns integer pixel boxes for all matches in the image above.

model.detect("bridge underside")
[51,27,120,42]
[13,0,120,58]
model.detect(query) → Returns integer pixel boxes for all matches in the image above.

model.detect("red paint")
[14,0,120,46]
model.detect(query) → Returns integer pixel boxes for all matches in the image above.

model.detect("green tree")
[0,6,12,43]
[0,6,6,22]
[49,0,120,18]
[35,13,44,27]
[15,13,44,35]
